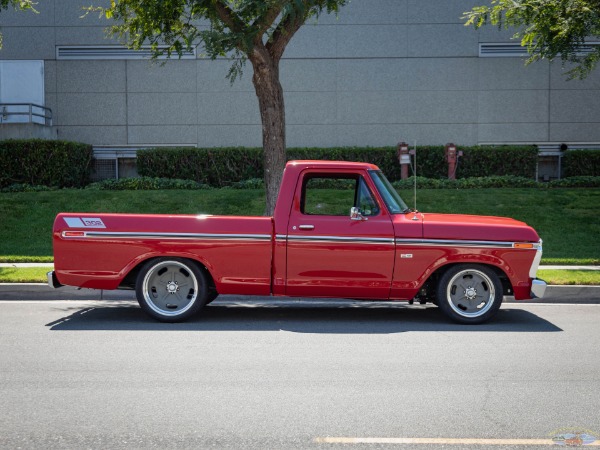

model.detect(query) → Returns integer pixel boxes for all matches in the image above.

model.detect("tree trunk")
[249,49,286,216]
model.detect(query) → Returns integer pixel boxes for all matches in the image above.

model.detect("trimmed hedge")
[137,145,539,186]
[0,139,92,188]
[563,150,600,177]
[86,177,211,191]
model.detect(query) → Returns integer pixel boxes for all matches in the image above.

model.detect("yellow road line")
[314,437,600,445]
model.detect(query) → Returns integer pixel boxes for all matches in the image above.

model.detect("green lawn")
[0,188,599,263]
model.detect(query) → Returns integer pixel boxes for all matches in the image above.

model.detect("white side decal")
[64,217,106,228]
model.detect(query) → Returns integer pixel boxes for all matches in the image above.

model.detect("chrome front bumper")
[531,278,547,299]
[47,271,63,289]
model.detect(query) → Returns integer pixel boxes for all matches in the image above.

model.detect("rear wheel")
[436,264,503,324]
[135,258,208,322]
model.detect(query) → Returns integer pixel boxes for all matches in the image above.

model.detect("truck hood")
[419,213,540,242]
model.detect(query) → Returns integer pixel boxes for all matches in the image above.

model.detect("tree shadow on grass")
[45,299,562,333]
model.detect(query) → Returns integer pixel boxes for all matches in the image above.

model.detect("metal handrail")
[0,103,53,126]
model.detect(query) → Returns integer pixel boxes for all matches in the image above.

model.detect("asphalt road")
[1,299,599,449]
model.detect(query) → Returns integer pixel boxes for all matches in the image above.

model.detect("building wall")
[1,0,599,148]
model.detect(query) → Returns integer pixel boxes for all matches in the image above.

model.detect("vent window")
[479,42,599,57]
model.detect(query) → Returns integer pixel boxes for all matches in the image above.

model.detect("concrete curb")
[1,283,599,304]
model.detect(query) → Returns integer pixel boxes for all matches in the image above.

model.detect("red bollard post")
[445,143,457,180]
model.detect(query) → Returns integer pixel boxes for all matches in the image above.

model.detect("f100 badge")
[64,217,106,228]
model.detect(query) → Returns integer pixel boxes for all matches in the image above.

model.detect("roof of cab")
[285,160,380,171]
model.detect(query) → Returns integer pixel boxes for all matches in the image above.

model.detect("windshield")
[369,170,409,214]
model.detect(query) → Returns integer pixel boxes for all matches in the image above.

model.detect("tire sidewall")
[135,257,208,322]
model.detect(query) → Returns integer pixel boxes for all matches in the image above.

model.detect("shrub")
[86,177,211,190]
[0,139,92,188]
[563,150,600,177]
[0,183,55,193]
[138,145,538,186]
[548,176,600,188]
[393,175,539,190]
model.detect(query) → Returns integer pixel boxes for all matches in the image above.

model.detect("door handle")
[298,225,315,230]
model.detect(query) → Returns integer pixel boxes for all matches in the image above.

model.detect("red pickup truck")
[49,160,546,324]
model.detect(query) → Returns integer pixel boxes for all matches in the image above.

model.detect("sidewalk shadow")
[45,301,562,333]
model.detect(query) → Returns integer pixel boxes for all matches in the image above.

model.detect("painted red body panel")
[52,160,542,302]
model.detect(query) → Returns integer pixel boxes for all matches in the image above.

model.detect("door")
[0,60,45,124]
[285,170,395,299]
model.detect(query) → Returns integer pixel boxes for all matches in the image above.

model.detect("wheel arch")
[119,254,217,293]
[423,261,513,298]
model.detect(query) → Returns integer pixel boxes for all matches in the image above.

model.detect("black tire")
[436,264,503,324]
[205,288,219,305]
[135,258,208,322]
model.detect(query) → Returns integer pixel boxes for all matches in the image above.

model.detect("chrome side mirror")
[350,207,368,221]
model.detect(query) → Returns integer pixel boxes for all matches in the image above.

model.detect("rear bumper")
[531,278,547,299]
[47,271,63,289]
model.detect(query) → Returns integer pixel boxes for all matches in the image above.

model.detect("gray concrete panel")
[57,61,126,93]
[127,60,196,93]
[407,0,481,24]
[337,25,407,58]
[407,24,478,57]
[55,26,118,45]
[477,26,520,42]
[406,91,478,124]
[549,123,600,142]
[336,124,403,146]
[128,93,197,126]
[197,92,259,126]
[45,93,58,124]
[44,61,57,94]
[0,27,55,59]
[287,125,337,147]
[401,123,478,146]
[406,58,478,91]
[316,0,407,25]
[57,125,127,145]
[57,93,126,126]
[479,58,549,91]
[286,92,336,125]
[336,59,406,92]
[479,123,549,143]
[55,0,110,27]
[196,60,254,93]
[281,59,337,92]
[197,125,262,147]
[550,62,600,90]
[337,91,409,124]
[478,90,549,123]
[284,25,337,59]
[0,0,54,26]
[128,126,197,145]
[550,90,600,123]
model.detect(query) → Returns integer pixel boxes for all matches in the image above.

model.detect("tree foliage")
[0,0,37,48]
[464,0,600,79]
[95,0,349,215]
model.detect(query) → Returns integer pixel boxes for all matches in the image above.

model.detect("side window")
[302,175,380,216]
[356,177,380,216]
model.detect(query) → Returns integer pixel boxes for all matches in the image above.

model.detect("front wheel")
[135,258,208,322]
[436,264,503,324]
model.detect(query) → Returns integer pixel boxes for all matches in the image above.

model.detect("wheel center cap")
[465,287,477,300]
[167,281,178,294]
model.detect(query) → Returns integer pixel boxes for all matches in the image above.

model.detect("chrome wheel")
[136,258,207,322]
[437,265,503,324]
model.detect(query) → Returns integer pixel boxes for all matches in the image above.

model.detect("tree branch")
[266,9,307,62]
[213,0,245,34]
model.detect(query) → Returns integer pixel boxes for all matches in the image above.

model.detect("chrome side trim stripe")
[62,231,272,241]
[287,235,395,245]
[395,238,540,249]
